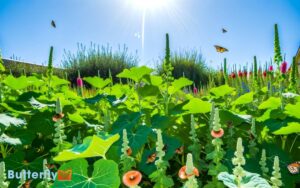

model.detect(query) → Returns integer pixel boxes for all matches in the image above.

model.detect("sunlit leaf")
[232,92,254,105]
[53,134,119,161]
[0,133,22,145]
[83,76,111,89]
[183,98,212,114]
[258,97,281,110]
[210,85,235,98]
[273,122,300,135]
[284,102,300,119]
[117,66,152,82]
[0,114,26,127]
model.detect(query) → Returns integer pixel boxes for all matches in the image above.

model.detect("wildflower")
[193,87,198,95]
[238,71,243,78]
[263,71,267,77]
[52,113,64,122]
[52,98,64,122]
[280,61,287,74]
[243,70,247,77]
[77,77,83,87]
[231,72,236,79]
[178,165,199,180]
[211,128,224,138]
[269,65,273,72]
[123,170,142,187]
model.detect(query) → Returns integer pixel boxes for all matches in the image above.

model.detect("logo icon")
[57,169,72,181]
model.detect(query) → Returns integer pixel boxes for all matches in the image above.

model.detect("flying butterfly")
[287,161,300,174]
[51,20,56,28]
[146,153,157,164]
[222,28,227,33]
[214,45,229,53]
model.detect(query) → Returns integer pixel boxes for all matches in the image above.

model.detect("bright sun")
[130,0,168,10]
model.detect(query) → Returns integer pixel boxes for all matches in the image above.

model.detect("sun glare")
[130,0,168,10]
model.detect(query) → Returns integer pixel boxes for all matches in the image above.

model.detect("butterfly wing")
[51,20,56,28]
[214,45,228,53]
[287,162,300,174]
[222,28,227,33]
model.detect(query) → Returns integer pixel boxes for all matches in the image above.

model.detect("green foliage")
[53,159,120,188]
[259,149,269,177]
[0,162,9,188]
[54,134,120,161]
[270,156,282,188]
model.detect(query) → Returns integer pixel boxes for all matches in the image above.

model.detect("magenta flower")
[193,87,198,94]
[269,65,273,72]
[77,77,83,87]
[280,61,287,74]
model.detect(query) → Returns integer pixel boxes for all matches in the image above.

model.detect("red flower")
[280,61,287,74]
[123,170,142,187]
[52,113,65,122]
[178,166,199,180]
[231,72,236,79]
[243,70,248,77]
[238,71,243,78]
[263,71,267,77]
[211,128,224,138]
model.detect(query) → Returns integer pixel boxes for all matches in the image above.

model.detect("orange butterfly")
[287,161,300,174]
[214,45,228,53]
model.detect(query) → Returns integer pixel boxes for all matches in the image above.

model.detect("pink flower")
[193,87,198,94]
[263,71,267,77]
[280,61,287,74]
[238,71,243,78]
[269,65,273,72]
[77,77,83,87]
[211,128,224,138]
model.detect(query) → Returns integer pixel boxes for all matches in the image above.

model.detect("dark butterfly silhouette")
[222,28,227,33]
[214,45,229,53]
[51,20,56,28]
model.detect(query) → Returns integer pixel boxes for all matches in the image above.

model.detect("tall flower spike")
[56,98,62,114]
[122,129,130,156]
[181,153,199,188]
[0,162,9,188]
[259,149,269,177]
[271,156,282,188]
[232,138,246,186]
[274,24,283,65]
[155,129,165,164]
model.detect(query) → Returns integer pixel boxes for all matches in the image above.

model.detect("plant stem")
[289,134,299,153]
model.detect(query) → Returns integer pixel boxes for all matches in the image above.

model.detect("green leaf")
[53,134,120,161]
[117,66,152,82]
[258,97,281,110]
[0,103,31,115]
[183,98,212,114]
[232,92,254,105]
[111,112,141,133]
[150,75,163,86]
[53,159,120,188]
[168,77,193,95]
[210,85,235,98]
[273,122,300,135]
[27,111,55,135]
[0,114,26,128]
[284,102,300,119]
[0,133,22,145]
[218,171,271,188]
[51,76,69,87]
[3,75,32,90]
[68,112,85,124]
[83,76,111,89]
[137,85,160,97]
[127,126,152,155]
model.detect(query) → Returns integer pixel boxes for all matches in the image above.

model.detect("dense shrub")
[157,50,212,87]
[62,43,138,85]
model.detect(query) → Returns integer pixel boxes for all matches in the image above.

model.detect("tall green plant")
[274,24,283,66]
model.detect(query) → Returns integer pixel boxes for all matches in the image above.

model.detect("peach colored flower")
[123,170,142,187]
[178,165,199,180]
[211,128,224,138]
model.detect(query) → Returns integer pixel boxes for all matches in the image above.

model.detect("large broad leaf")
[284,102,300,119]
[111,112,141,133]
[53,159,120,188]
[258,97,281,110]
[3,75,32,90]
[68,112,85,124]
[232,92,254,105]
[168,77,193,95]
[218,171,271,188]
[53,134,120,161]
[219,110,251,126]
[210,85,235,98]
[137,85,160,97]
[183,98,212,114]
[0,114,26,128]
[273,122,300,135]
[126,126,152,155]
[150,75,163,86]
[51,76,69,87]
[83,76,111,89]
[27,111,55,135]
[117,66,152,82]
[0,103,31,115]
[4,151,44,171]
[28,97,55,109]
[84,94,127,106]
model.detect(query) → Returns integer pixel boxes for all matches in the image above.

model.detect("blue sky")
[0,0,300,69]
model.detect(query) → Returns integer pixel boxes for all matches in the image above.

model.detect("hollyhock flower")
[243,70,247,77]
[231,72,236,79]
[52,113,65,122]
[178,165,199,180]
[269,65,273,72]
[211,128,224,138]
[193,87,198,95]
[77,77,83,87]
[280,61,287,74]
[126,147,132,156]
[263,71,267,77]
[238,71,243,78]
[123,170,142,187]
